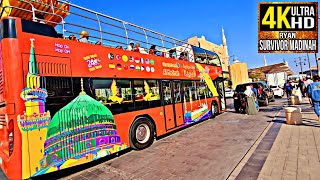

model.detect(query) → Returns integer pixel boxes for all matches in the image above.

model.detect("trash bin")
[285,107,302,125]
[288,95,300,105]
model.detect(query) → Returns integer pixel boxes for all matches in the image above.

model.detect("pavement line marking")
[226,108,282,180]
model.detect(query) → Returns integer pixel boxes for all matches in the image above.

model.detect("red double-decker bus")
[0,0,226,179]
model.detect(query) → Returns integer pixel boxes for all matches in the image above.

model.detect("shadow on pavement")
[32,148,132,180]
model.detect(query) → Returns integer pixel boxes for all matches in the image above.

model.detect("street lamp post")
[306,53,312,76]
[294,57,306,74]
[316,53,319,76]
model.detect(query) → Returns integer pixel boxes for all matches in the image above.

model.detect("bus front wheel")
[129,117,155,150]
[211,101,219,118]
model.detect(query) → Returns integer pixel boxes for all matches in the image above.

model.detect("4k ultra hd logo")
[258,2,318,53]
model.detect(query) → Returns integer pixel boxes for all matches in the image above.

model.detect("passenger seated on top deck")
[68,34,77,41]
[116,46,123,49]
[149,45,161,56]
[179,52,188,60]
[79,30,89,43]
[33,14,46,24]
[160,48,167,57]
[134,43,148,54]
[133,43,141,52]
[127,41,135,51]
[168,49,176,59]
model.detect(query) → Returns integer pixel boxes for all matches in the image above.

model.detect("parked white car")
[225,89,235,98]
[270,85,284,97]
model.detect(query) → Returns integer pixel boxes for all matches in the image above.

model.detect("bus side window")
[173,81,181,103]
[45,77,75,116]
[196,81,206,99]
[182,81,192,102]
[206,53,221,66]
[206,86,213,98]
[162,81,172,105]
[92,79,134,114]
[145,80,161,108]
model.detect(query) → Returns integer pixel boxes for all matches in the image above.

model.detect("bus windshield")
[193,45,221,67]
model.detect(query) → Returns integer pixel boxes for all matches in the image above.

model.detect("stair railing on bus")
[9,0,66,37]
[20,0,66,37]
[0,5,63,31]
[18,0,36,21]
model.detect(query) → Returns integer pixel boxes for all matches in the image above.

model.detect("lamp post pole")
[316,53,319,76]
[294,57,306,75]
[306,53,312,76]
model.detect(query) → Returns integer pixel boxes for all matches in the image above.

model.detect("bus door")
[215,78,226,111]
[162,80,184,130]
[162,80,175,130]
[173,81,184,127]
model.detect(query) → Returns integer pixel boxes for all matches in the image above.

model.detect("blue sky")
[67,0,319,74]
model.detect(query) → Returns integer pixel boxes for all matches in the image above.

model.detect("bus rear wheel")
[129,117,155,150]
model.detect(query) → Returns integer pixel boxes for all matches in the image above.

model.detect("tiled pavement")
[232,98,320,180]
[55,99,284,180]
[0,99,284,180]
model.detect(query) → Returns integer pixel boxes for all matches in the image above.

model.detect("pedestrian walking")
[284,80,293,99]
[305,76,313,98]
[244,86,258,115]
[250,84,259,110]
[298,79,306,97]
[307,75,320,122]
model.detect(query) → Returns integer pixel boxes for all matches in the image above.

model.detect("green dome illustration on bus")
[38,85,127,174]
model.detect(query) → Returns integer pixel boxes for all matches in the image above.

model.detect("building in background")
[188,28,229,79]
[302,66,318,77]
[229,62,250,89]
[248,60,295,87]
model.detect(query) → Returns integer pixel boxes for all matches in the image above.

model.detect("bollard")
[285,107,302,125]
[288,95,300,105]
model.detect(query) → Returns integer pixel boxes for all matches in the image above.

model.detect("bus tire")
[211,101,219,118]
[129,117,155,150]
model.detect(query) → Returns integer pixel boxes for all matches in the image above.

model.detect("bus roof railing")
[0,0,225,65]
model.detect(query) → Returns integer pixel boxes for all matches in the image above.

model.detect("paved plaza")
[2,97,318,180]
[231,98,320,180]
[50,99,284,180]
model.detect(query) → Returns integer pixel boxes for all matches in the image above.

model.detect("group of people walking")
[283,75,320,122]
[284,76,313,99]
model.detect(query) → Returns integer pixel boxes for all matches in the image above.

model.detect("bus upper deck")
[0,0,222,67]
[0,1,225,179]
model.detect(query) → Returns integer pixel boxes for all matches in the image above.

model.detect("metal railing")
[0,0,65,35]
[57,0,194,62]
[0,0,195,62]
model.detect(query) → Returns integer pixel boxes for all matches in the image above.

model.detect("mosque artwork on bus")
[17,39,127,177]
